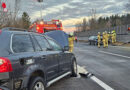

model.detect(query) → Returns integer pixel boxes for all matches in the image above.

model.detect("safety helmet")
[98,32,100,34]
[70,32,73,36]
[113,30,116,33]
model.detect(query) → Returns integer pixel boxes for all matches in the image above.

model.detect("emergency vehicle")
[29,20,63,33]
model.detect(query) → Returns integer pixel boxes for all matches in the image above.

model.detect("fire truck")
[29,20,63,33]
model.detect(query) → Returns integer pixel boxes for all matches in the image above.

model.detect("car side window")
[12,34,34,53]
[31,36,42,51]
[48,39,62,51]
[34,35,50,51]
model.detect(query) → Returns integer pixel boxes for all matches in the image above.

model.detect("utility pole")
[37,0,44,20]
[40,3,43,19]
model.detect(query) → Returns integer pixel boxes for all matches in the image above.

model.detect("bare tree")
[75,21,82,32]
[106,20,112,28]
[89,9,98,30]
[82,18,87,32]
[13,0,21,25]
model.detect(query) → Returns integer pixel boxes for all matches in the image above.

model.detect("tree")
[82,18,87,32]
[22,12,31,29]
[89,9,98,30]
[75,21,82,32]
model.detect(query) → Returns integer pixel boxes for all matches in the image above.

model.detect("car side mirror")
[63,46,69,51]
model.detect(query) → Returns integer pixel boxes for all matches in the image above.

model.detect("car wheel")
[89,41,91,45]
[28,77,45,90]
[71,60,77,77]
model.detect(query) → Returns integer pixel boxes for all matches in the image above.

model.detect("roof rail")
[1,27,28,32]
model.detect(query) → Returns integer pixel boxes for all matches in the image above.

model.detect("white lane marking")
[91,76,114,90]
[78,65,114,90]
[109,46,130,49]
[99,51,130,59]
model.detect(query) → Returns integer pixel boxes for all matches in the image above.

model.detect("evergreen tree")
[22,12,31,29]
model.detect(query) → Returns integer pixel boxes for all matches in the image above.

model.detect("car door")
[11,34,36,79]
[47,38,70,75]
[33,34,59,81]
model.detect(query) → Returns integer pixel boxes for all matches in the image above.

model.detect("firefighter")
[105,31,109,48]
[113,30,116,43]
[97,32,101,48]
[68,33,75,52]
[102,32,106,48]
[111,30,116,44]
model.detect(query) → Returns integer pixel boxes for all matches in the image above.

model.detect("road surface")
[47,42,130,90]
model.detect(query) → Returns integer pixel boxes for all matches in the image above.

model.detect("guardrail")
[76,24,130,43]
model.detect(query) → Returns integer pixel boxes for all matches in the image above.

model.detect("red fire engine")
[29,20,63,33]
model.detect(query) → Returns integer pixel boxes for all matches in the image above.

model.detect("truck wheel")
[71,60,77,77]
[28,77,45,90]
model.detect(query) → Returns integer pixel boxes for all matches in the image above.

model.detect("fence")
[76,24,130,43]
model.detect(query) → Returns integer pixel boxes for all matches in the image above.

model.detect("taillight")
[0,57,13,73]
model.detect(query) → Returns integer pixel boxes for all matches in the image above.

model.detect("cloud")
[2,0,129,32]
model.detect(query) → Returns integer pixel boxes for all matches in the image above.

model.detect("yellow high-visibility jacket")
[68,37,75,46]
[97,35,101,42]
[105,33,109,41]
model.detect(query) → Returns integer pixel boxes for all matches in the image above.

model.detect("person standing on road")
[75,36,78,43]
[68,33,75,52]
[111,30,116,44]
[105,31,109,48]
[111,31,114,44]
[97,32,101,48]
[113,30,116,43]
[102,32,106,48]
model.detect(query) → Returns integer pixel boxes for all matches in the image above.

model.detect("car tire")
[89,41,91,45]
[71,60,77,77]
[28,77,46,90]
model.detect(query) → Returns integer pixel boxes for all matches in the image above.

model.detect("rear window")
[0,32,10,56]
[12,34,34,53]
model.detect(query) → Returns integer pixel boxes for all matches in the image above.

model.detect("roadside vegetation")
[0,0,31,29]
[75,0,130,33]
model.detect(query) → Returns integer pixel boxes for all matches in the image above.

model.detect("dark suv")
[0,28,77,90]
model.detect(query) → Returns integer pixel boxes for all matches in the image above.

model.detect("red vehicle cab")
[29,20,63,33]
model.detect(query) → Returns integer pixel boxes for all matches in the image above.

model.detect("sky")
[2,0,129,32]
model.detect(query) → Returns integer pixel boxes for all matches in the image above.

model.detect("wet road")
[48,42,130,90]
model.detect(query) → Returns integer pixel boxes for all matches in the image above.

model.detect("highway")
[47,42,130,90]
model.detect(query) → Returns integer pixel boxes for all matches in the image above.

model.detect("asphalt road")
[48,42,130,90]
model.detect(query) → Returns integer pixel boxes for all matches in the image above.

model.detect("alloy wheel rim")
[34,81,44,90]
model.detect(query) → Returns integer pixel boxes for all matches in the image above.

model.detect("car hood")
[44,31,69,48]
